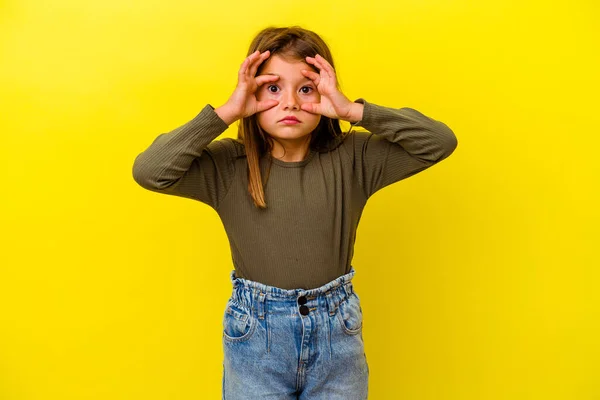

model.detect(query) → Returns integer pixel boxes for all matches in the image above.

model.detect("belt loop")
[348,283,354,296]
[257,292,266,320]
[341,283,350,301]
[250,288,257,315]
[325,291,336,316]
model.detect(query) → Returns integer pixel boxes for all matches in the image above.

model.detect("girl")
[133,26,457,399]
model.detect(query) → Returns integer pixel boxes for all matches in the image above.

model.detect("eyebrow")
[263,73,312,83]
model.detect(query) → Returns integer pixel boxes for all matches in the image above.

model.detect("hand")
[222,50,281,121]
[300,54,359,121]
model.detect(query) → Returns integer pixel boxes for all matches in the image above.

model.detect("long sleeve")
[349,98,458,198]
[132,104,236,210]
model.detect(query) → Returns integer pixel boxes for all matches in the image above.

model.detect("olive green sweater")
[132,99,458,289]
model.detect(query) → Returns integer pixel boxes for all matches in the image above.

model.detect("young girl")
[133,26,457,399]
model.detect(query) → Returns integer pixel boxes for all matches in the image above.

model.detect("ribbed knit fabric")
[132,98,458,289]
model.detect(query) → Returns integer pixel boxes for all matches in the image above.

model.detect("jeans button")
[298,296,307,305]
[299,305,309,315]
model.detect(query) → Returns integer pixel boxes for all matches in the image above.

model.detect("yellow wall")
[1,0,598,398]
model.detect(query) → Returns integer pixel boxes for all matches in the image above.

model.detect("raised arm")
[131,104,236,209]
[349,98,458,198]
[132,49,282,209]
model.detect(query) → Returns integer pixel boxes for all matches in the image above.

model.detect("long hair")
[238,26,351,209]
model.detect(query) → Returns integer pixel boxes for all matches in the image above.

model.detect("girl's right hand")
[222,50,280,122]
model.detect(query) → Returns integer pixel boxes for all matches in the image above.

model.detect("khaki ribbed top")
[132,98,458,289]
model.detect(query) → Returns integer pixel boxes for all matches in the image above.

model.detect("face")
[255,55,321,144]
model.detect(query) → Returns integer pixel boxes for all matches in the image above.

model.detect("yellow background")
[1,0,598,398]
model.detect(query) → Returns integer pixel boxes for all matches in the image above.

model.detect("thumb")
[256,100,279,113]
[301,103,320,115]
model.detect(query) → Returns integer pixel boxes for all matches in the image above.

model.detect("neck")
[270,137,312,162]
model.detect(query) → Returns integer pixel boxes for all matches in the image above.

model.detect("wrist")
[214,104,239,125]
[347,103,364,124]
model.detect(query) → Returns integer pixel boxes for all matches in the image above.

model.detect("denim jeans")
[222,267,369,399]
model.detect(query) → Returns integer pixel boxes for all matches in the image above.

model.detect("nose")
[283,91,300,110]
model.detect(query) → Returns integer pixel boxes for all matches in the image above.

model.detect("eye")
[266,85,314,94]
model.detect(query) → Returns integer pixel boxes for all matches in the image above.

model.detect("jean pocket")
[336,293,363,336]
[222,300,257,343]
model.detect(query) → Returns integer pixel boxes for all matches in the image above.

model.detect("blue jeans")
[222,267,369,399]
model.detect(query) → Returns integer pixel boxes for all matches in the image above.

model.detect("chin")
[268,131,313,141]
[264,123,319,138]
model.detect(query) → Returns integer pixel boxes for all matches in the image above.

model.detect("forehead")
[261,55,312,77]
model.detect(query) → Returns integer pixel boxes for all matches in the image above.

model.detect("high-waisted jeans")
[222,267,369,399]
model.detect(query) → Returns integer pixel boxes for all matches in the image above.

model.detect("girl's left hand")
[300,54,358,121]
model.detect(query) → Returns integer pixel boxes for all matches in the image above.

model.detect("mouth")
[279,116,301,124]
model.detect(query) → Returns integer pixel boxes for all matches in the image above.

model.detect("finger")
[239,50,259,78]
[244,50,260,78]
[248,50,271,78]
[301,69,320,85]
[315,54,335,77]
[300,102,319,114]
[306,59,331,88]
[256,100,279,112]
[255,73,279,87]
[306,56,330,81]
[311,54,335,80]
[314,54,332,69]
[305,56,321,71]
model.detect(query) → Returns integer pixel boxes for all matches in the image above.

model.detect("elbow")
[445,129,459,157]
[132,154,180,193]
[436,122,458,161]
[132,153,160,190]
[132,157,149,189]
